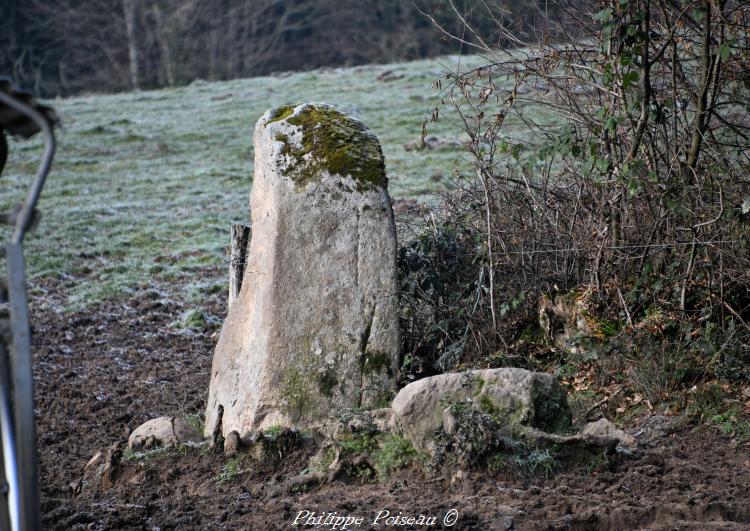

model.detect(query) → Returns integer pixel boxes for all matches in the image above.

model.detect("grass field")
[1,55,489,311]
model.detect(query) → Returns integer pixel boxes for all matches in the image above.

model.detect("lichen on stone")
[318,366,339,397]
[478,394,498,416]
[268,104,387,192]
[363,350,393,375]
[532,380,573,434]
[265,104,296,125]
[280,367,315,419]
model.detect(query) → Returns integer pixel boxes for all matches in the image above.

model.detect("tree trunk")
[122,0,140,90]
[208,28,219,80]
[152,4,175,87]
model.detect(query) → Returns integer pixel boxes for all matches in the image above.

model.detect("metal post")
[5,244,40,531]
[0,88,54,531]
[0,335,18,531]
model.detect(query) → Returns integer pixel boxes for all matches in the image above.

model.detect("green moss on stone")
[478,394,498,416]
[275,133,293,158]
[265,104,296,125]
[474,376,486,395]
[532,381,573,434]
[272,105,386,192]
[280,367,315,419]
[490,397,526,427]
[363,350,392,375]
[318,366,339,397]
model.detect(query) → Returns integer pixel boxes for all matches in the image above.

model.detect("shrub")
[372,435,424,481]
[400,0,750,389]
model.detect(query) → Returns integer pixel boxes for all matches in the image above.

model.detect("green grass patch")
[372,435,424,481]
[262,425,283,439]
[183,413,205,434]
[123,442,204,462]
[337,432,379,455]
[215,456,246,484]
[708,409,750,442]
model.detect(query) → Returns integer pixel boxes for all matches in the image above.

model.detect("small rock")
[128,416,202,450]
[129,416,177,450]
[581,418,637,448]
[224,430,241,457]
[450,469,466,484]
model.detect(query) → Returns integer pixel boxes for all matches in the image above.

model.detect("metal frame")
[0,89,56,531]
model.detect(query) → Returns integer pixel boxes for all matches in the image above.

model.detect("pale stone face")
[389,368,572,454]
[128,416,201,450]
[205,103,400,438]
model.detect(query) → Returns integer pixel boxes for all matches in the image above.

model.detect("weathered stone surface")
[390,368,571,453]
[128,416,202,450]
[205,103,400,437]
[224,430,241,457]
[317,407,394,441]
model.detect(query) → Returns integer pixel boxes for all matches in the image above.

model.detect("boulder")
[128,416,202,450]
[205,103,400,438]
[390,368,571,453]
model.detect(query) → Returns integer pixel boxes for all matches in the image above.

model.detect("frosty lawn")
[1,56,491,311]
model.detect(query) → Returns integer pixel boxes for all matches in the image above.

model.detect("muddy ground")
[32,283,750,530]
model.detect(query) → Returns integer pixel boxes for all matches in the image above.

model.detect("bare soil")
[32,285,750,530]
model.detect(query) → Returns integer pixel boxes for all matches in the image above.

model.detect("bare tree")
[122,0,141,90]
[3,0,515,96]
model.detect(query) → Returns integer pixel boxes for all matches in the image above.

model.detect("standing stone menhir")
[205,103,400,439]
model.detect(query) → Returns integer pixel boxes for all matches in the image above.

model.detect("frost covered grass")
[1,55,493,311]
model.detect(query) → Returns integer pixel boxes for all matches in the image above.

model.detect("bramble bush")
[399,0,750,394]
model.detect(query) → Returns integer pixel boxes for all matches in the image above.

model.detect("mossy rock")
[263,103,386,192]
[390,368,572,455]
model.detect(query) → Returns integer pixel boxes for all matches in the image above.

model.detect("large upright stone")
[205,103,400,438]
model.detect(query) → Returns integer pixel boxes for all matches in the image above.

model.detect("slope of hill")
[2,55,484,310]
